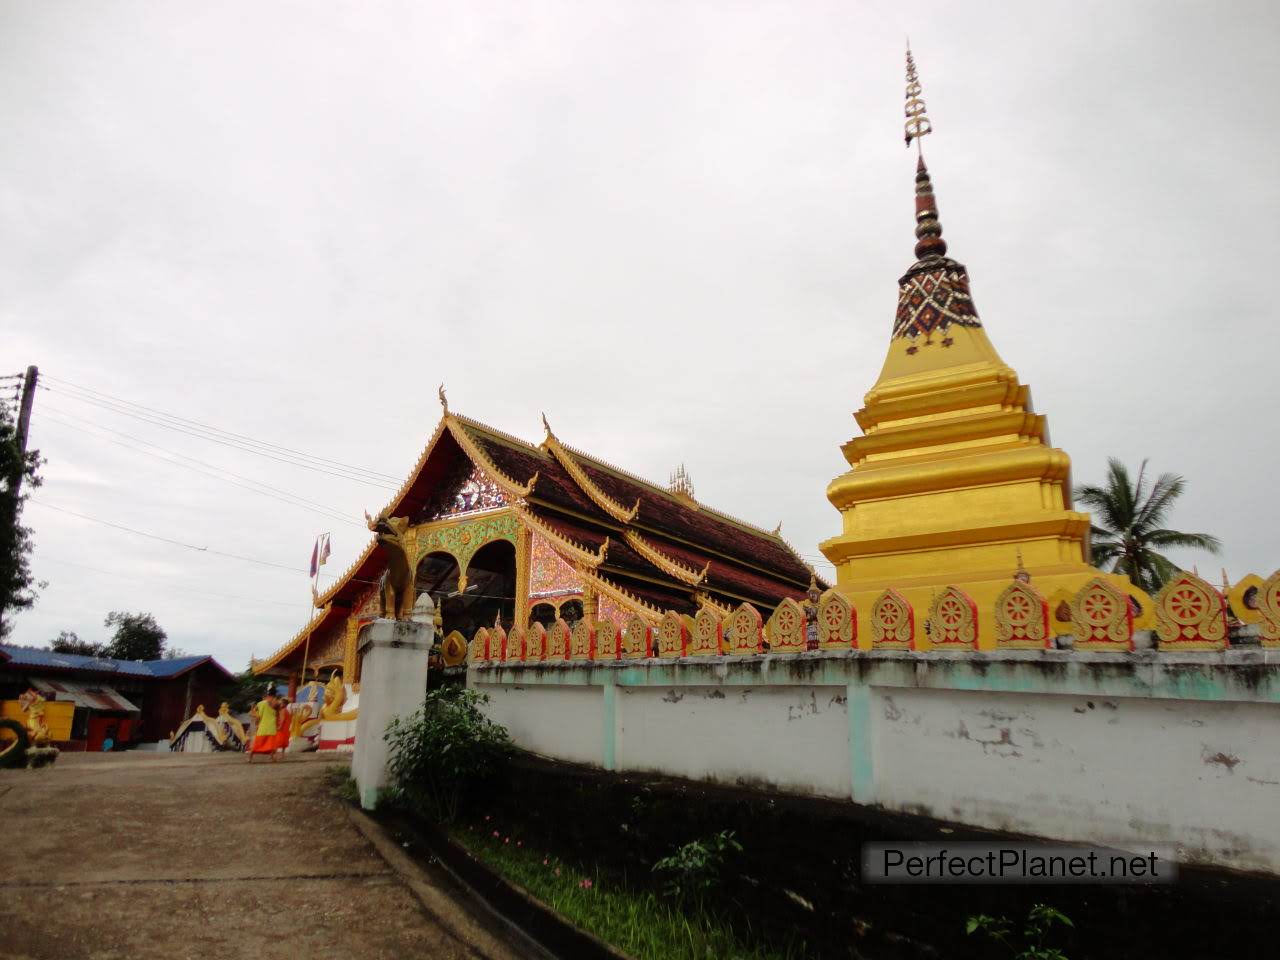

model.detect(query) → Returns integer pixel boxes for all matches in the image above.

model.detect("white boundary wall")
[471,650,1280,874]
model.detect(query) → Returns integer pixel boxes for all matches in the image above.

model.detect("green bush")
[652,829,743,906]
[967,903,1073,959]
[385,686,512,822]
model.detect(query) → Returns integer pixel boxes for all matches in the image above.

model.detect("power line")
[26,498,375,579]
[36,554,309,610]
[40,380,402,490]
[37,406,367,528]
[43,373,405,482]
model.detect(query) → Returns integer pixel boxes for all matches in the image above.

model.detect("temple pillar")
[351,619,433,810]
[514,524,532,628]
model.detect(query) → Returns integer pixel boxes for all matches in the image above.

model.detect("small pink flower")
[504,837,510,844]
[492,830,499,838]
[516,841,522,847]
[484,815,491,821]
[579,878,593,889]
[542,859,549,865]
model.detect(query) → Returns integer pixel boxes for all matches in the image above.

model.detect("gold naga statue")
[18,689,51,747]
[364,509,417,620]
[320,670,358,722]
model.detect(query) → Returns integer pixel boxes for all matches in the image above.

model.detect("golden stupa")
[820,49,1147,648]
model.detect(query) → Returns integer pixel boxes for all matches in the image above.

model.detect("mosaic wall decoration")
[529,530,584,598]
[688,607,723,656]
[525,622,548,662]
[1260,571,1280,647]
[928,586,978,647]
[547,619,571,660]
[1070,578,1134,651]
[656,612,689,658]
[621,614,652,659]
[728,603,763,655]
[570,619,595,660]
[415,512,520,583]
[994,580,1050,649]
[416,458,507,523]
[597,595,628,631]
[595,619,620,659]
[1155,572,1228,650]
[767,598,806,653]
[818,589,856,649]
[892,263,981,341]
[871,589,914,648]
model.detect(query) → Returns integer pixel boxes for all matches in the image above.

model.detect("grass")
[452,820,801,960]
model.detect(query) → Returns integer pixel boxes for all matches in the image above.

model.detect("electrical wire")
[36,406,367,528]
[39,381,401,490]
[43,373,404,482]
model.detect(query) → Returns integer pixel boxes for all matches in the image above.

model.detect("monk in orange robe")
[273,697,292,755]
[247,693,279,762]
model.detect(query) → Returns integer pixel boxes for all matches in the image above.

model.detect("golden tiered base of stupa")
[821,322,1148,649]
[820,153,1151,650]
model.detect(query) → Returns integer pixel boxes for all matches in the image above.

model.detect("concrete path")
[0,751,531,960]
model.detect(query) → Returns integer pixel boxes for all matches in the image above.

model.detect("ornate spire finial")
[438,383,448,415]
[668,463,695,500]
[541,412,554,439]
[904,43,933,151]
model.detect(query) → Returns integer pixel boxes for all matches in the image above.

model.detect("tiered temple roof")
[256,409,820,674]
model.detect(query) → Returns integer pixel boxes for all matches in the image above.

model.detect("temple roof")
[262,409,822,674]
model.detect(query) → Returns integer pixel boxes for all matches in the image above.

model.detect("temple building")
[254,408,818,686]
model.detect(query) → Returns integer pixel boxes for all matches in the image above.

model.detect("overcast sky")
[3,1,1277,671]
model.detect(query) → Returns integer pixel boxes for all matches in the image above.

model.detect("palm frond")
[1144,550,1182,593]
[1108,458,1139,529]
[1145,529,1222,553]
[1134,472,1184,532]
[1076,484,1126,533]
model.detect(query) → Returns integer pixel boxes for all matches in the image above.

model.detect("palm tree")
[1075,459,1221,594]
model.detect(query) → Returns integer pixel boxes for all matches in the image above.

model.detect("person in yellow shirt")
[247,692,279,763]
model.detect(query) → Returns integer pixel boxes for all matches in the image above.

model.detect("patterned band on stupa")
[892,48,983,342]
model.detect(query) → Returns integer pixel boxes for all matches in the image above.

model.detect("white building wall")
[482,683,603,767]
[616,684,850,798]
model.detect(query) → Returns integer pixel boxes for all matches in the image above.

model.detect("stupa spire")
[903,45,946,261]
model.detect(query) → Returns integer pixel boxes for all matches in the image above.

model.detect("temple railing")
[467,569,1280,664]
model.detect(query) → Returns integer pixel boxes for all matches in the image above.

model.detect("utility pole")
[11,365,37,496]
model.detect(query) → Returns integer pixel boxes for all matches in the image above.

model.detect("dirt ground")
[0,751,537,960]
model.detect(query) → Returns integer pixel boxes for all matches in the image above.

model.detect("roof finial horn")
[438,383,449,415]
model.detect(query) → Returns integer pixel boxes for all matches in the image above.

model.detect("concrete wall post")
[351,619,433,810]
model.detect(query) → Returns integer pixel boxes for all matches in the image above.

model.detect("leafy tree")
[51,630,104,657]
[102,611,168,661]
[1075,459,1221,594]
[0,402,43,640]
[220,668,270,713]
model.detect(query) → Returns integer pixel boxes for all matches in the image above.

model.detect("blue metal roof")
[0,645,232,680]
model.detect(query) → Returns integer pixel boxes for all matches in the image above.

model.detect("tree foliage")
[1075,459,1221,595]
[0,402,43,640]
[102,611,168,661]
[51,630,104,657]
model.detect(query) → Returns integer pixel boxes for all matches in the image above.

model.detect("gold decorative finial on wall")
[904,43,933,151]
[438,383,448,414]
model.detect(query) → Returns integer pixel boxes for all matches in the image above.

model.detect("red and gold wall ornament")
[1259,570,1280,647]
[927,586,978,647]
[656,611,690,658]
[595,618,621,660]
[469,627,491,664]
[621,614,652,659]
[547,619,571,660]
[818,589,857,649]
[994,580,1051,649]
[871,588,914,648]
[1070,578,1134,651]
[767,598,806,653]
[504,624,526,662]
[728,603,764,656]
[570,619,595,660]
[1154,572,1228,650]
[688,607,723,656]
[525,622,548,662]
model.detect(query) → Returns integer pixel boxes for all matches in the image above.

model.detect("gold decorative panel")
[1154,572,1228,650]
[994,580,1050,649]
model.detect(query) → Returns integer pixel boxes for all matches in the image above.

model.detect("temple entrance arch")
[419,540,516,641]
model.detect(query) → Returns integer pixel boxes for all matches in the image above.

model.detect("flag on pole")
[310,533,331,578]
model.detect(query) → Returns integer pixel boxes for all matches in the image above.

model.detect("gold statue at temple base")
[320,670,359,722]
